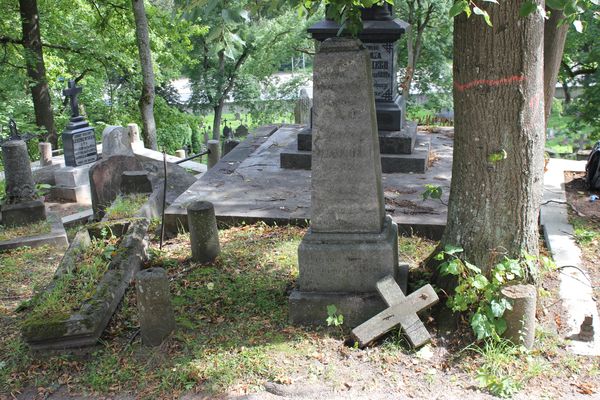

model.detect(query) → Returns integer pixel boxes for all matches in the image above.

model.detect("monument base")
[289,264,408,327]
[51,165,93,204]
[290,215,408,327]
[1,199,46,227]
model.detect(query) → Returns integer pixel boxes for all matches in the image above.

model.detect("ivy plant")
[435,245,534,340]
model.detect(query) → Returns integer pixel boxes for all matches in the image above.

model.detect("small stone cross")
[63,80,82,118]
[351,275,439,348]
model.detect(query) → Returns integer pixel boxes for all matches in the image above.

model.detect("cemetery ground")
[0,214,599,399]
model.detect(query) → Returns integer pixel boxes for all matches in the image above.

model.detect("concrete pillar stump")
[136,267,175,346]
[207,140,220,169]
[187,200,220,263]
[39,142,53,166]
[501,284,537,349]
[175,149,186,158]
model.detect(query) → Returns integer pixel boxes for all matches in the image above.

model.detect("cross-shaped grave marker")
[63,80,82,118]
[351,275,439,348]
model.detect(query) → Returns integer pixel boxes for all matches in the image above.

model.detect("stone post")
[501,284,537,349]
[207,140,220,169]
[187,200,220,263]
[38,142,53,166]
[128,123,142,147]
[175,149,186,158]
[136,267,176,346]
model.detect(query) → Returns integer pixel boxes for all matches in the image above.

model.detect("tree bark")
[212,100,224,141]
[543,8,569,124]
[442,0,545,278]
[132,0,158,150]
[18,0,57,147]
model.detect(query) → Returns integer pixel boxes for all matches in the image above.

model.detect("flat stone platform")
[166,124,453,239]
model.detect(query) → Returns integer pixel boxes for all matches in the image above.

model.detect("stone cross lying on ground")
[351,275,439,348]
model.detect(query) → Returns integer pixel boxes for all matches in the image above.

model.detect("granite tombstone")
[62,80,98,167]
[289,38,405,327]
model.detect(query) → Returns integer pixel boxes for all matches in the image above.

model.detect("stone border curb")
[541,158,600,356]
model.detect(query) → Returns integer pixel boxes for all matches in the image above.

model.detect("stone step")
[282,133,431,173]
[297,122,418,155]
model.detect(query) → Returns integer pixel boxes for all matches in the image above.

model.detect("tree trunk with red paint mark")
[441,0,545,278]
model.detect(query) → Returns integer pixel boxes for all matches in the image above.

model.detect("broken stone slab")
[1,199,46,227]
[22,219,149,352]
[89,155,144,220]
[0,213,68,253]
[351,275,438,348]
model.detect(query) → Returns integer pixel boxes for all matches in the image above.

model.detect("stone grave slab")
[351,275,438,348]
[165,124,452,240]
[0,212,68,252]
[22,219,149,351]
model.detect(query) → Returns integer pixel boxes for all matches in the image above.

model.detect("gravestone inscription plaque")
[365,43,394,102]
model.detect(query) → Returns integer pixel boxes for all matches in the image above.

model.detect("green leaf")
[465,261,481,274]
[449,0,469,18]
[493,317,508,335]
[473,6,484,15]
[546,0,567,9]
[519,1,537,17]
[434,252,445,261]
[487,149,508,163]
[445,260,461,275]
[483,11,493,26]
[471,313,492,340]
[327,304,337,316]
[472,275,489,290]
[444,245,464,255]
[490,299,506,317]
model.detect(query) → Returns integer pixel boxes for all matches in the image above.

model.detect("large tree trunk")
[442,0,545,278]
[132,0,158,150]
[18,0,57,147]
[544,8,569,124]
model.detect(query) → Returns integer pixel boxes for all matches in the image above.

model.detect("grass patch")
[0,245,61,306]
[105,194,148,221]
[464,339,549,398]
[571,216,600,246]
[0,220,51,242]
[21,233,120,326]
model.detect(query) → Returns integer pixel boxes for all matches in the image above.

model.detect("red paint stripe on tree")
[454,75,525,91]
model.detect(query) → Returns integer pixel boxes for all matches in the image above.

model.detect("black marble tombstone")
[62,80,98,167]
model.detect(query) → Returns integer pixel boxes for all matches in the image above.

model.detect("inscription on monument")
[72,129,98,166]
[365,43,394,101]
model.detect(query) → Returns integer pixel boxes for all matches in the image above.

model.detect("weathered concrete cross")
[351,275,439,348]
